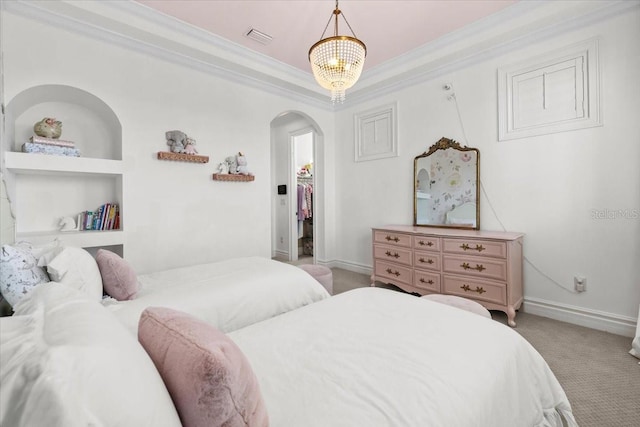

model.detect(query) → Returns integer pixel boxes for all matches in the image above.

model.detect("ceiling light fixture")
[308,0,366,103]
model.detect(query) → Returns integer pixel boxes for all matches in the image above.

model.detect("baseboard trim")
[523,297,636,338]
[329,260,372,277]
[325,262,636,337]
[273,249,288,259]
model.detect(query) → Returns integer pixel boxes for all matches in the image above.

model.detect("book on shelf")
[29,135,76,148]
[22,142,81,157]
[78,203,120,231]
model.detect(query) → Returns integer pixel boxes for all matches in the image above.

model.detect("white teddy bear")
[236,152,251,175]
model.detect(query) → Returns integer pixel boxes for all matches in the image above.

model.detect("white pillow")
[44,247,103,301]
[3,282,182,427]
[0,242,50,307]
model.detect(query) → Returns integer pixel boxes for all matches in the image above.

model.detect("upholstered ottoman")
[299,264,333,295]
[421,294,491,319]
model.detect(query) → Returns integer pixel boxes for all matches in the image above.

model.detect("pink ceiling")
[135,0,517,73]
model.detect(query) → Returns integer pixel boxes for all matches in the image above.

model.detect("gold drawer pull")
[461,262,486,272]
[385,235,400,242]
[385,250,400,259]
[385,268,401,277]
[419,258,434,265]
[461,284,486,294]
[418,240,434,247]
[420,278,434,285]
[460,243,485,252]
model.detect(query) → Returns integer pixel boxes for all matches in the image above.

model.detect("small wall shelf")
[212,173,255,182]
[157,151,209,163]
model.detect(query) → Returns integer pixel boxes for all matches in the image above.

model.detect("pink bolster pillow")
[138,307,269,427]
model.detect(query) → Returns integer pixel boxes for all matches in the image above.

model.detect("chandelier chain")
[318,13,334,40]
[340,13,359,39]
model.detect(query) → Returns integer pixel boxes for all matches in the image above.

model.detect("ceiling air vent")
[244,28,273,45]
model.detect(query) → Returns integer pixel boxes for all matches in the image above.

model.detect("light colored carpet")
[328,266,640,427]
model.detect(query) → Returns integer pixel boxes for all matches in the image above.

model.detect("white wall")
[2,11,334,274]
[295,132,313,172]
[334,9,640,329]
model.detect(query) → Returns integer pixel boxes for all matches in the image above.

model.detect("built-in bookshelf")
[2,84,125,253]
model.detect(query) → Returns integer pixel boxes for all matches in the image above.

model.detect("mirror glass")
[414,137,480,229]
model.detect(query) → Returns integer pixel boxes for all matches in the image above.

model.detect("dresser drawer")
[443,275,507,305]
[443,238,507,258]
[375,260,413,286]
[414,270,440,293]
[374,231,411,248]
[374,245,412,266]
[413,251,441,271]
[442,255,507,281]
[413,236,440,251]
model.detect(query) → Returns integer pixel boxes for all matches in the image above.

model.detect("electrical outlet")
[280,237,284,244]
[574,276,586,292]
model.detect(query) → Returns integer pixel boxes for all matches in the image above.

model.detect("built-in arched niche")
[4,84,122,160]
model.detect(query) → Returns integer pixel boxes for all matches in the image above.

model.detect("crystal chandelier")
[308,0,367,103]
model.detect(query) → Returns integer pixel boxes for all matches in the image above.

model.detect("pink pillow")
[138,307,269,427]
[95,249,139,300]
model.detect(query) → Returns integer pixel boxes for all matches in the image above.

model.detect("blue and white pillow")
[0,243,50,307]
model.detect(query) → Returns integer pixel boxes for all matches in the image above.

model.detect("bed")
[445,201,477,227]
[101,256,330,334]
[0,240,329,333]
[229,287,577,427]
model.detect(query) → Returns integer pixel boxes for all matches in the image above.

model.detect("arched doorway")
[270,111,324,263]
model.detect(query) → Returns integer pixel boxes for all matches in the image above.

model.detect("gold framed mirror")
[414,137,480,229]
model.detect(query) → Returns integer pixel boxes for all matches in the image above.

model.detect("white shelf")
[5,84,125,254]
[16,229,124,248]
[5,152,124,176]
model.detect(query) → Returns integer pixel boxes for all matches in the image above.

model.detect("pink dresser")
[372,225,524,326]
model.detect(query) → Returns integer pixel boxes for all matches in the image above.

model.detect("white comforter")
[230,287,578,427]
[103,257,329,335]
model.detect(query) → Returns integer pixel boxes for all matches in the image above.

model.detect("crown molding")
[341,0,640,108]
[4,0,638,111]
[2,0,333,110]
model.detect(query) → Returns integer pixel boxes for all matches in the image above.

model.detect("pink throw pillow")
[95,249,139,300]
[138,307,269,427]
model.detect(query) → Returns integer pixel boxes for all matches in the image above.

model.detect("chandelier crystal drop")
[308,1,366,103]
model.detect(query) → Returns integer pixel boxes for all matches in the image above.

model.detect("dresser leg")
[506,305,517,327]
[370,275,376,287]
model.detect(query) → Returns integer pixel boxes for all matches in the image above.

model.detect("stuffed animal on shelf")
[33,117,62,139]
[183,137,198,155]
[236,152,252,175]
[59,216,78,232]
[225,155,238,175]
[217,161,229,174]
[165,130,188,153]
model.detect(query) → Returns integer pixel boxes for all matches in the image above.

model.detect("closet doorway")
[289,130,314,262]
[270,111,323,264]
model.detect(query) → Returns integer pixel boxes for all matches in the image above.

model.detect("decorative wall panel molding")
[354,102,398,162]
[498,38,602,141]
